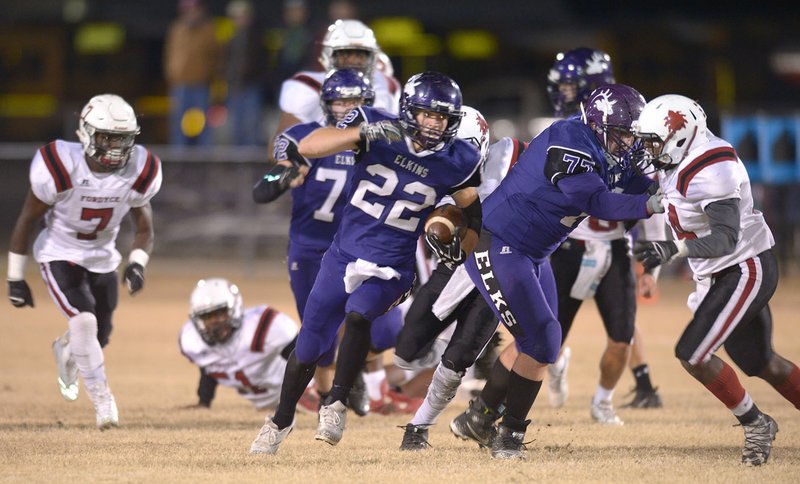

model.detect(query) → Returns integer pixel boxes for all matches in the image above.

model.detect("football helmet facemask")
[319,19,378,75]
[320,68,375,125]
[189,278,244,346]
[399,71,464,151]
[76,94,140,171]
[633,94,709,173]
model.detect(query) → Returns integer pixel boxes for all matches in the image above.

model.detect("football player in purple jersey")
[253,68,403,415]
[250,71,483,455]
[545,48,664,419]
[453,84,664,459]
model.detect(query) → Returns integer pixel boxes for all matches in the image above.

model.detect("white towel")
[432,264,475,320]
[569,240,613,300]
[343,258,401,294]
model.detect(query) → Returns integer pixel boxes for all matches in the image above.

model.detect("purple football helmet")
[320,68,375,125]
[399,71,464,151]
[581,84,646,177]
[547,47,615,117]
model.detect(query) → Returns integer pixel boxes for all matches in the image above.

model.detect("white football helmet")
[376,50,394,78]
[633,94,709,172]
[319,19,378,75]
[189,278,244,345]
[76,94,140,171]
[456,105,490,163]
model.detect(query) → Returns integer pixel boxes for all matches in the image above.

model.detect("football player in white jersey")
[179,278,300,410]
[7,93,162,430]
[633,94,800,466]
[267,19,401,160]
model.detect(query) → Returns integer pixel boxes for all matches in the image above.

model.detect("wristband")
[128,248,149,268]
[7,252,27,280]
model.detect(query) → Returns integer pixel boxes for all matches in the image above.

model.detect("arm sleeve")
[684,198,740,258]
[197,368,218,407]
[557,173,649,221]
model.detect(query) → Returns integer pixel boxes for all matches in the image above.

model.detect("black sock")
[480,358,512,412]
[503,370,541,424]
[272,350,316,429]
[737,403,762,425]
[501,413,531,432]
[328,312,372,404]
[632,364,654,392]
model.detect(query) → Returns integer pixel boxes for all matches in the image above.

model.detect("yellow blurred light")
[215,17,235,43]
[0,94,57,117]
[447,30,498,60]
[74,23,125,54]
[181,108,206,138]
[134,96,171,116]
[371,17,424,49]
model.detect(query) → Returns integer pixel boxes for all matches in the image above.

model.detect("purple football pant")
[465,230,561,364]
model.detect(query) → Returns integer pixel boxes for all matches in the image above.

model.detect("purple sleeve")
[557,173,649,221]
[622,172,655,195]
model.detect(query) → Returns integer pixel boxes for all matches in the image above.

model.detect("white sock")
[731,392,754,417]
[410,364,462,426]
[592,384,614,405]
[363,368,386,401]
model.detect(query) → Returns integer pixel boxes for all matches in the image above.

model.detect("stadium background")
[1,0,799,269]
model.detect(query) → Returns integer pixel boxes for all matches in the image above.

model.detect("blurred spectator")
[164,0,220,146]
[223,0,268,146]
[270,0,313,99]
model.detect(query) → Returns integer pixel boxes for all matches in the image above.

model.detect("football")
[424,204,467,245]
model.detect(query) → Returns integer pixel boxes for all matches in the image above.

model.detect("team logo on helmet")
[592,88,617,117]
[585,51,608,76]
[664,110,688,133]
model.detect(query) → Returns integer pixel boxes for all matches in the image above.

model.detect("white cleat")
[250,418,293,455]
[86,381,119,430]
[591,399,624,426]
[547,347,570,408]
[315,400,347,446]
[52,332,79,402]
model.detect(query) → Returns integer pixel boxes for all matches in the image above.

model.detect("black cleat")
[348,372,370,417]
[621,386,663,409]
[491,423,529,460]
[449,397,500,448]
[399,424,432,451]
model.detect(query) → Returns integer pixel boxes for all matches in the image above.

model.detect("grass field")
[2,258,799,483]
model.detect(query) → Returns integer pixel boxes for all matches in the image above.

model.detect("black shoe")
[347,372,370,417]
[399,424,432,451]
[621,386,663,409]
[449,397,500,448]
[490,423,529,460]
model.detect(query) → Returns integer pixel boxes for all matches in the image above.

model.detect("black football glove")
[425,232,466,269]
[633,240,682,270]
[122,262,145,295]
[8,279,34,308]
[359,120,404,144]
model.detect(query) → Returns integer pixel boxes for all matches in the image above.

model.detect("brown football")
[424,204,467,245]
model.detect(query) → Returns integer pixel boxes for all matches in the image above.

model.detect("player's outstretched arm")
[7,190,50,308]
[298,126,361,159]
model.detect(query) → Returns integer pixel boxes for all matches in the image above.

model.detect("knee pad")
[67,312,104,370]
[68,312,98,346]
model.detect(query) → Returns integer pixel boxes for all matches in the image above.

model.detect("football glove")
[122,262,145,295]
[633,240,686,270]
[359,120,404,144]
[8,279,34,308]
[425,232,466,268]
[646,186,665,215]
